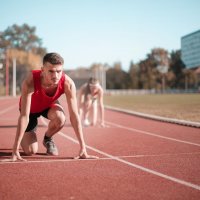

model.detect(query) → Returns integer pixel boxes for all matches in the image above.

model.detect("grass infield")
[104,93,200,123]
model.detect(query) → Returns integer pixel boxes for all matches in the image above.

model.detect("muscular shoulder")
[63,74,76,92]
[21,72,34,93]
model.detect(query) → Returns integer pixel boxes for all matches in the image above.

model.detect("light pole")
[12,58,16,97]
[5,50,9,96]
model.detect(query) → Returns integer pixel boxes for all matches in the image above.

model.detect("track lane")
[0,97,200,200]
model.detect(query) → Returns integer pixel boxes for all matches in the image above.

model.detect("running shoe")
[43,137,59,156]
[83,119,90,126]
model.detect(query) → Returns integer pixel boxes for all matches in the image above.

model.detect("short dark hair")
[43,53,64,65]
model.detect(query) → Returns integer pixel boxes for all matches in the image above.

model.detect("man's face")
[42,62,63,85]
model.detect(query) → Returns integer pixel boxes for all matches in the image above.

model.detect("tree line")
[0,24,198,95]
[105,49,198,91]
[0,24,46,94]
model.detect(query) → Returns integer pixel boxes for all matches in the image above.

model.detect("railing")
[105,89,200,95]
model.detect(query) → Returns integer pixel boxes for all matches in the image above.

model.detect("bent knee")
[55,113,66,128]
[23,148,38,156]
[24,151,36,156]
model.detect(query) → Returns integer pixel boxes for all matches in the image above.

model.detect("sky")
[1,0,200,71]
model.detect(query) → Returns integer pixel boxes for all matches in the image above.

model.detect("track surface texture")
[0,96,200,200]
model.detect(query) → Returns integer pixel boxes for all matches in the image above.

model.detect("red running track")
[0,96,200,200]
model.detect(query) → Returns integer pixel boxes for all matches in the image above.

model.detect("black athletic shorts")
[25,108,50,132]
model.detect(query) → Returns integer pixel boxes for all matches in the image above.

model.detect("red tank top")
[20,70,65,113]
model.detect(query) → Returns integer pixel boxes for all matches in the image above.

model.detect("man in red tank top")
[10,53,98,161]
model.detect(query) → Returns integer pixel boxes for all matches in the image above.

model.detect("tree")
[0,23,46,55]
[129,61,139,89]
[135,48,169,90]
[106,62,131,89]
[0,24,47,95]
[151,48,169,91]
[170,50,186,88]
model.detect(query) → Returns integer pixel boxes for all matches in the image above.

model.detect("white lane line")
[0,158,102,164]
[58,132,200,191]
[1,117,200,190]
[1,152,200,165]
[0,105,17,116]
[107,121,200,147]
[115,152,200,158]
[31,117,200,190]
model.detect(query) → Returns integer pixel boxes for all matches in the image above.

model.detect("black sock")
[44,135,51,140]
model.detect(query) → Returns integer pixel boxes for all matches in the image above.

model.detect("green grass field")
[104,93,200,123]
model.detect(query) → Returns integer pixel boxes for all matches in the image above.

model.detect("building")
[181,30,200,69]
[65,68,95,89]
[65,65,107,90]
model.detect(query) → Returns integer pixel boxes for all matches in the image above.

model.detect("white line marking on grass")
[106,106,200,128]
[106,121,200,147]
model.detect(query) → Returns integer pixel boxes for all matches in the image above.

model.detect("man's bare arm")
[64,77,98,159]
[12,73,33,161]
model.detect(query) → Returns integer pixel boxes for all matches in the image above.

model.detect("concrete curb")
[105,106,200,128]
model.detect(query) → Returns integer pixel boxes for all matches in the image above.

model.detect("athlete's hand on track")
[74,149,99,159]
[11,151,27,162]
[0,151,27,162]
